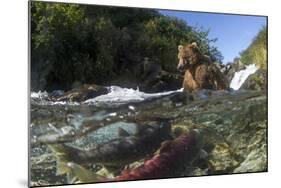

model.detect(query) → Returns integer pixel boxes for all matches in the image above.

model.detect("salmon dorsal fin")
[159,140,173,154]
[136,124,155,135]
[118,127,130,137]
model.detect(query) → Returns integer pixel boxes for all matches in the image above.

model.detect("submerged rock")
[233,143,267,173]
[170,90,267,175]
[30,88,267,185]
[208,142,239,173]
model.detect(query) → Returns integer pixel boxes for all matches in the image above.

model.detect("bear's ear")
[178,45,183,51]
[191,42,198,48]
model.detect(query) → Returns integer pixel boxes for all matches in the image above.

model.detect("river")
[29,65,266,186]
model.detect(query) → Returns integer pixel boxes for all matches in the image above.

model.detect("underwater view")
[29,1,267,187]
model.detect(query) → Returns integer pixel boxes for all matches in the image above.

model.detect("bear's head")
[177,42,201,71]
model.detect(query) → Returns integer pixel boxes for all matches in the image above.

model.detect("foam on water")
[30,86,183,106]
[30,90,79,106]
[31,90,48,99]
[84,86,183,105]
[230,64,258,90]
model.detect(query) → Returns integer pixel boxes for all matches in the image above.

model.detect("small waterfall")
[230,64,258,90]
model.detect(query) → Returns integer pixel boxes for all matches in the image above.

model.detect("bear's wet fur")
[177,42,229,92]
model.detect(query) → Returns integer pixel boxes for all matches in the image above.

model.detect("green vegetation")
[240,27,267,69]
[31,2,222,91]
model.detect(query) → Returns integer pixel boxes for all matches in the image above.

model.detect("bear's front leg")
[183,69,198,92]
[194,64,209,89]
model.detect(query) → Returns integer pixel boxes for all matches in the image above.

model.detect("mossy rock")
[241,69,267,91]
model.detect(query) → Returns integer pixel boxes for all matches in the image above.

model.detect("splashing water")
[230,64,258,90]
[31,90,48,99]
[84,86,183,106]
[30,86,183,106]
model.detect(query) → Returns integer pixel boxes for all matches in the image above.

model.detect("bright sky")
[159,10,267,64]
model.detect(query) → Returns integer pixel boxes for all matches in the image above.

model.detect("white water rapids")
[31,86,183,106]
[31,90,48,99]
[84,86,183,105]
[31,63,258,105]
[230,64,258,90]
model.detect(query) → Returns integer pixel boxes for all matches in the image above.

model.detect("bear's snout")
[177,64,184,72]
[177,58,186,72]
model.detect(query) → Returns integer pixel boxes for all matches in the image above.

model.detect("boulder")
[140,71,183,93]
[240,69,267,91]
[136,57,183,93]
[225,59,246,81]
[56,84,108,102]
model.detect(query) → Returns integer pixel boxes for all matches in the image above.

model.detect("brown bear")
[177,42,229,92]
